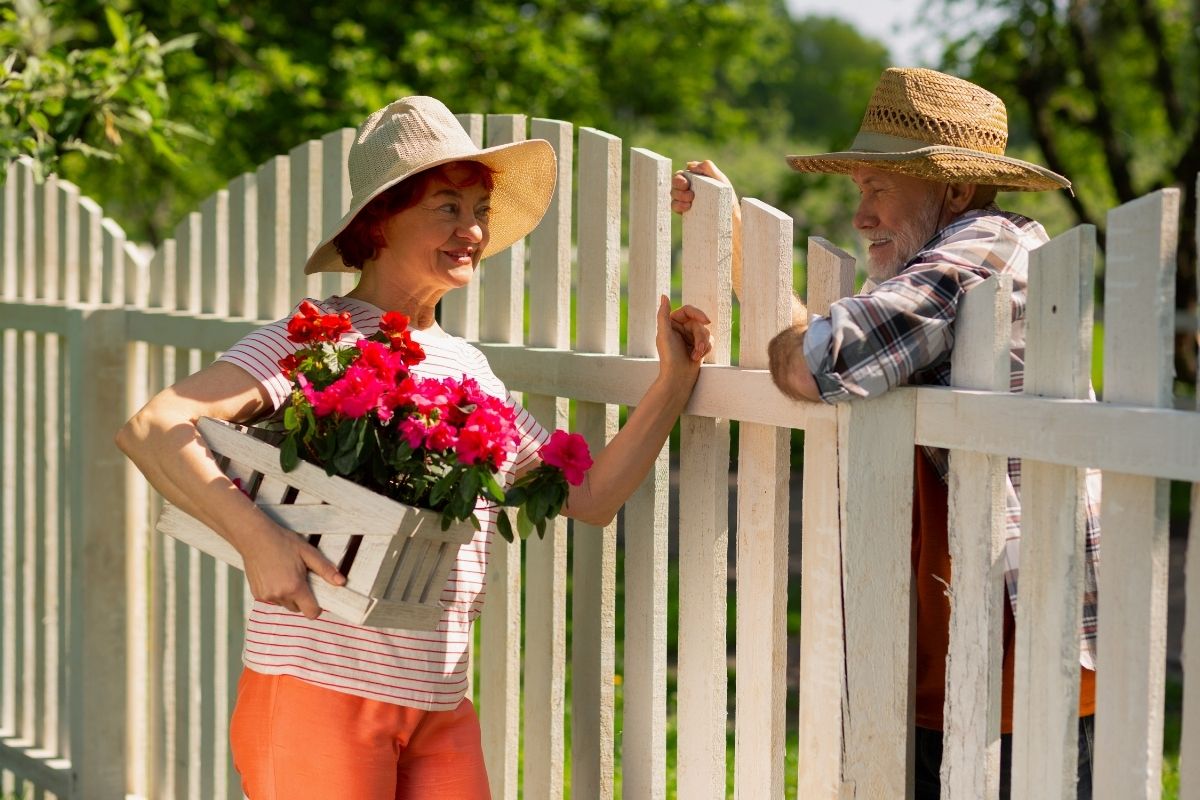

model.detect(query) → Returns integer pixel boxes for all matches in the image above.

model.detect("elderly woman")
[116,96,712,799]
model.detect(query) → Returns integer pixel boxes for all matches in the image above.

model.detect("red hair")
[333,161,496,270]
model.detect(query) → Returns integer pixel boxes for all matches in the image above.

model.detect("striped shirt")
[802,206,1101,669]
[219,294,549,709]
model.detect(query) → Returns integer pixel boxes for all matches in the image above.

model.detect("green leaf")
[105,8,130,53]
[495,511,514,543]
[516,506,534,540]
[481,471,505,503]
[430,468,459,505]
[279,433,300,472]
[283,405,298,431]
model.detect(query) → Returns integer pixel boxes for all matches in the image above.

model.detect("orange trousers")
[230,668,492,800]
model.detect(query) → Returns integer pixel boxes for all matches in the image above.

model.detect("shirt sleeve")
[507,394,551,481]
[802,262,979,402]
[216,318,298,411]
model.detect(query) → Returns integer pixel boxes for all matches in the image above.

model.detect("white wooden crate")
[155,416,475,630]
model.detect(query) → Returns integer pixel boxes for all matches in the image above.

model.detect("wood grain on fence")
[1095,189,1180,800]
[572,126,621,800]
[1011,225,1096,800]
[677,173,732,800]
[521,117,573,800]
[622,146,672,800]
[797,236,854,800]
[940,274,1012,800]
[734,198,793,800]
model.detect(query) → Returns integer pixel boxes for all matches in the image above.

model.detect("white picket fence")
[1,114,1198,800]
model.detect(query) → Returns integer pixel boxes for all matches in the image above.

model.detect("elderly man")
[671,67,1099,799]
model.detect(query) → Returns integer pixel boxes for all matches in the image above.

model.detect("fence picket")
[734,198,793,800]
[289,140,324,301]
[227,173,256,320]
[1011,225,1096,800]
[521,117,573,800]
[1094,189,1180,800]
[439,114,484,339]
[201,190,230,317]
[476,113,529,800]
[320,128,356,298]
[572,127,621,800]
[255,156,291,319]
[797,237,854,800]
[621,146,672,800]
[941,274,1012,800]
[677,173,733,800]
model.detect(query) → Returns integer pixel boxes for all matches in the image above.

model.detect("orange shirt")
[912,450,1095,732]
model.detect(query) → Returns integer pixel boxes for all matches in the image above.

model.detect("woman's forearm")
[566,370,696,526]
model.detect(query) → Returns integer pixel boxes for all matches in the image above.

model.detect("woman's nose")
[458,215,484,242]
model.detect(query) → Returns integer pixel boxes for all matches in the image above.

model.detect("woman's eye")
[476,207,492,221]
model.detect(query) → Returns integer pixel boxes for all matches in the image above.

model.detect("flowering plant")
[275,301,591,541]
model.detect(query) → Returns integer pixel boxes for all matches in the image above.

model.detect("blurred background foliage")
[2,0,1197,381]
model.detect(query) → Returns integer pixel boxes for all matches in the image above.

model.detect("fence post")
[1094,189,1180,800]
[1180,175,1200,799]
[1011,225,1096,799]
[676,172,732,800]
[797,237,854,799]
[940,274,1012,800]
[67,302,129,797]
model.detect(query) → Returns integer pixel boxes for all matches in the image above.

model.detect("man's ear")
[946,182,979,214]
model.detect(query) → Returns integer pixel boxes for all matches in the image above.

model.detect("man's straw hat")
[305,96,557,275]
[786,67,1070,193]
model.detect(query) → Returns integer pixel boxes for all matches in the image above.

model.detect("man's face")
[851,166,946,283]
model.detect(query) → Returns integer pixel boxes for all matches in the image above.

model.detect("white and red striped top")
[218,295,548,710]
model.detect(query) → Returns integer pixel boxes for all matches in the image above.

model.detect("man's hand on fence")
[670,159,735,215]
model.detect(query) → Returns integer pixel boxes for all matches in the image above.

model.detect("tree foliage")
[933,0,1200,383]
[25,0,886,249]
[0,0,203,183]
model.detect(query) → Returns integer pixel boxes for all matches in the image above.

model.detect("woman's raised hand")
[656,294,713,377]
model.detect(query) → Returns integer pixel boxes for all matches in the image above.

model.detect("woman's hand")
[240,519,347,619]
[656,294,713,382]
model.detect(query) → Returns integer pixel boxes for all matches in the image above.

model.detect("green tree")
[933,0,1200,385]
[0,0,202,183]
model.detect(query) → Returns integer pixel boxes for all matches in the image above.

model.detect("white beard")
[862,194,943,283]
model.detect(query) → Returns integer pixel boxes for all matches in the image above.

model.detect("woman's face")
[375,163,492,295]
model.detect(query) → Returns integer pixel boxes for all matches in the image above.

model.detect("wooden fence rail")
[1,113,1199,800]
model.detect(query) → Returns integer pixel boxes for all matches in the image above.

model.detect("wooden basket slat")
[151,418,478,630]
[197,416,420,525]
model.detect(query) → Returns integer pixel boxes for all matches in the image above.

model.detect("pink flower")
[540,431,593,486]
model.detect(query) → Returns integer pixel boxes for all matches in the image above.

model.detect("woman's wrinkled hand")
[656,295,713,381]
[240,520,346,619]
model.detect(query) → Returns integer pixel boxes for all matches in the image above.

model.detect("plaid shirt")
[802,205,1100,669]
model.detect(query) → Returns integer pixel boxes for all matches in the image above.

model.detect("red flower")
[278,353,301,377]
[540,431,593,486]
[379,311,410,334]
[286,300,352,344]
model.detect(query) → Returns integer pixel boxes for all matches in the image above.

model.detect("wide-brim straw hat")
[786,67,1070,193]
[305,96,557,275]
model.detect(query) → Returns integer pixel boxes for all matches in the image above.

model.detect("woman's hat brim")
[785,145,1071,193]
[304,137,557,275]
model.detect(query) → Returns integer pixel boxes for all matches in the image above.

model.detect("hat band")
[850,131,948,154]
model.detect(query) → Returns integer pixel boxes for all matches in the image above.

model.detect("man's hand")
[670,160,735,215]
[768,322,821,402]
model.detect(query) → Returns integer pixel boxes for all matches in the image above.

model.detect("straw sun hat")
[786,67,1071,193]
[305,96,557,275]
